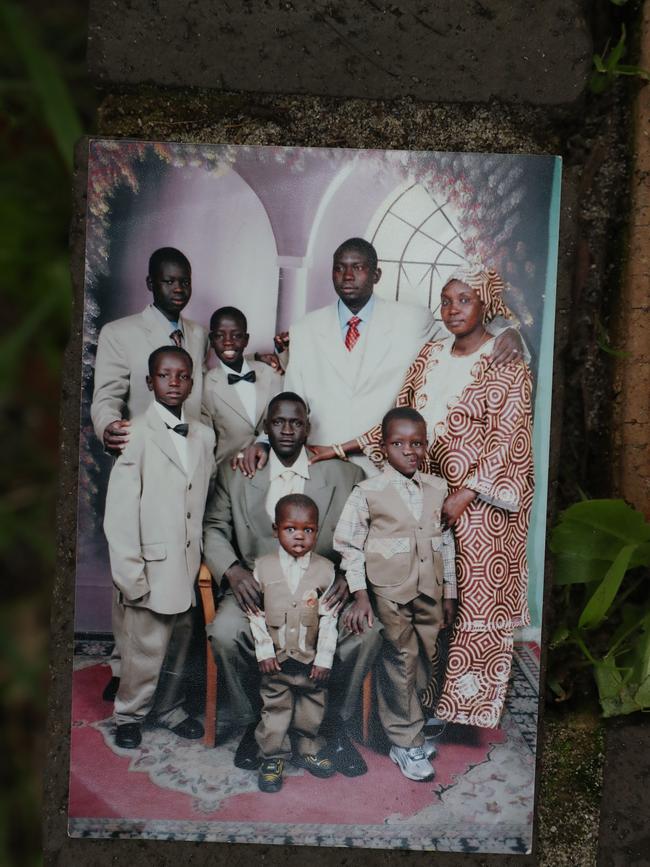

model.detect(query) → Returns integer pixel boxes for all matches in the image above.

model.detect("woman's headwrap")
[444,265,513,323]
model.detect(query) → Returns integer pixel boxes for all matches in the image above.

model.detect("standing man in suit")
[91,247,209,699]
[103,347,215,748]
[201,306,283,465]
[203,392,381,776]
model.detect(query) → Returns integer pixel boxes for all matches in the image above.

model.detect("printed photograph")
[69,139,560,853]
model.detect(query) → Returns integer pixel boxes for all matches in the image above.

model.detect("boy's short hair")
[209,306,248,333]
[267,391,308,416]
[381,406,426,439]
[334,237,378,271]
[275,493,319,524]
[148,345,194,375]
[148,247,191,277]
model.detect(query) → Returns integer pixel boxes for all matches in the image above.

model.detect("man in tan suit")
[104,346,215,748]
[201,306,283,465]
[91,247,209,698]
[203,392,381,776]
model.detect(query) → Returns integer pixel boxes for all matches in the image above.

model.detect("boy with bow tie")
[103,346,216,749]
[201,306,283,466]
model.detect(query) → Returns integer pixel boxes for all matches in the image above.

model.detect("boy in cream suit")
[334,407,457,782]
[248,494,338,793]
[201,306,283,465]
[103,346,216,749]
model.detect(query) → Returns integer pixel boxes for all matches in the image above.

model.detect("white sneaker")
[389,745,435,781]
[423,737,437,759]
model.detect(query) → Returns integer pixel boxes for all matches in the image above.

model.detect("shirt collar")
[279,546,311,573]
[217,356,251,376]
[268,447,310,483]
[150,303,184,336]
[154,400,186,428]
[383,463,421,487]
[337,294,375,329]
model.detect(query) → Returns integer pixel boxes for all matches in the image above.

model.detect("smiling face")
[209,314,249,369]
[273,502,319,558]
[147,260,192,321]
[440,279,485,339]
[381,417,427,478]
[146,351,193,411]
[264,399,309,462]
[332,246,381,313]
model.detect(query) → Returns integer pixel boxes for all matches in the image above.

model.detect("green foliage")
[590,24,650,93]
[550,500,650,717]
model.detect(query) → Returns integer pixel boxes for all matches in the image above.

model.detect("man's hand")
[342,590,374,635]
[273,331,290,353]
[322,572,349,613]
[443,598,458,629]
[309,665,331,683]
[306,444,337,465]
[259,656,282,674]
[230,442,270,477]
[225,563,261,613]
[103,419,131,453]
[254,352,283,373]
[490,328,524,365]
[442,488,477,528]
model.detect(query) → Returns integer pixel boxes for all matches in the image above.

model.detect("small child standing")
[103,346,216,749]
[247,494,338,793]
[201,306,283,465]
[334,407,457,782]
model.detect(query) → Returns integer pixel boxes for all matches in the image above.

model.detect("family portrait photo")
[68,139,560,853]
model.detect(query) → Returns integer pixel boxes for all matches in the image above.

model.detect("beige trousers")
[373,593,443,749]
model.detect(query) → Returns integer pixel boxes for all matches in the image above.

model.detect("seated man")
[203,392,382,776]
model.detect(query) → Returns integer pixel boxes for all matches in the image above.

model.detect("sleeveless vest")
[255,552,334,664]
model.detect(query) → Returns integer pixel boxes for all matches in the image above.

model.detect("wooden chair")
[197,562,373,747]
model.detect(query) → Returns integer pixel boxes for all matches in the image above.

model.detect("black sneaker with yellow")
[258,757,284,793]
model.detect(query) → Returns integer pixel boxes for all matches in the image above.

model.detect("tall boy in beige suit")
[334,407,457,782]
[103,346,215,749]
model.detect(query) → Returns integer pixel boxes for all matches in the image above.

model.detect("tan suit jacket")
[200,357,283,465]
[103,402,216,615]
[203,458,364,586]
[91,305,209,443]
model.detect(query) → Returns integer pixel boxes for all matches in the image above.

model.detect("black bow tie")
[166,423,189,437]
[227,370,256,385]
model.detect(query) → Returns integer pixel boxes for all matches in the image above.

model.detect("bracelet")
[332,443,349,461]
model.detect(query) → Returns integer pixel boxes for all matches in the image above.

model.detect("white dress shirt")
[149,304,185,343]
[153,401,188,472]
[265,447,311,520]
[221,357,257,426]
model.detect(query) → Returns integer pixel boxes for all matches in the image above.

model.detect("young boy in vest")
[201,306,283,465]
[103,346,216,749]
[334,407,457,782]
[246,494,338,793]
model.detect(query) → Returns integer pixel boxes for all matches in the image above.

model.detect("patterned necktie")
[227,370,257,385]
[345,316,361,351]
[166,422,189,437]
[170,329,183,347]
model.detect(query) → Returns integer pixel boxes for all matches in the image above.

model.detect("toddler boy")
[334,407,457,781]
[247,494,338,792]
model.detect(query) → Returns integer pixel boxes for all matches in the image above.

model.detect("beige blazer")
[91,305,209,443]
[203,458,364,586]
[200,357,283,465]
[103,402,216,615]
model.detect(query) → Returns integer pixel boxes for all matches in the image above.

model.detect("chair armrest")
[198,562,216,625]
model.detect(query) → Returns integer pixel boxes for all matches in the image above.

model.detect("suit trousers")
[114,605,194,727]
[373,593,443,749]
[109,589,124,677]
[256,661,326,759]
[206,590,383,728]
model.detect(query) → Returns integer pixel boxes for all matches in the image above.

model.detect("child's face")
[209,315,249,367]
[381,418,427,478]
[146,352,193,409]
[273,504,319,558]
[147,260,192,319]
[332,247,380,310]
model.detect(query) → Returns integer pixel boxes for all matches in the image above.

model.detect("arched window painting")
[369,182,467,312]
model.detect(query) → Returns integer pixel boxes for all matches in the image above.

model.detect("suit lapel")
[314,304,355,393]
[305,463,335,530]
[141,304,175,351]
[185,425,203,482]
[355,298,394,392]
[209,365,252,424]
[146,404,187,474]
[251,360,271,427]
[245,462,275,537]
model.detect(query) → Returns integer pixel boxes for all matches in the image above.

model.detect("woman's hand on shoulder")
[306,444,337,465]
[490,328,524,366]
[230,442,270,477]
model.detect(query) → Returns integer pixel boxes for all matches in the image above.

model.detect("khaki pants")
[255,661,326,758]
[373,593,443,749]
[114,605,193,727]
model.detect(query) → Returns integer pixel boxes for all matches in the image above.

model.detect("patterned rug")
[69,638,539,853]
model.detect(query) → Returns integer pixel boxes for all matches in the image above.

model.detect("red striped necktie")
[345,316,361,351]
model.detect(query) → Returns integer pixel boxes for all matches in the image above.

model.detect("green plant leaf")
[550,623,570,647]
[594,657,641,717]
[553,552,610,585]
[578,544,637,630]
[553,500,650,547]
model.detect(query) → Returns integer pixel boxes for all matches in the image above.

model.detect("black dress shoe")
[102,675,120,702]
[115,722,142,749]
[234,723,262,770]
[325,731,368,777]
[170,717,204,740]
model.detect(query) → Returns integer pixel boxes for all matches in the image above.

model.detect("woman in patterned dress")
[311,267,534,728]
